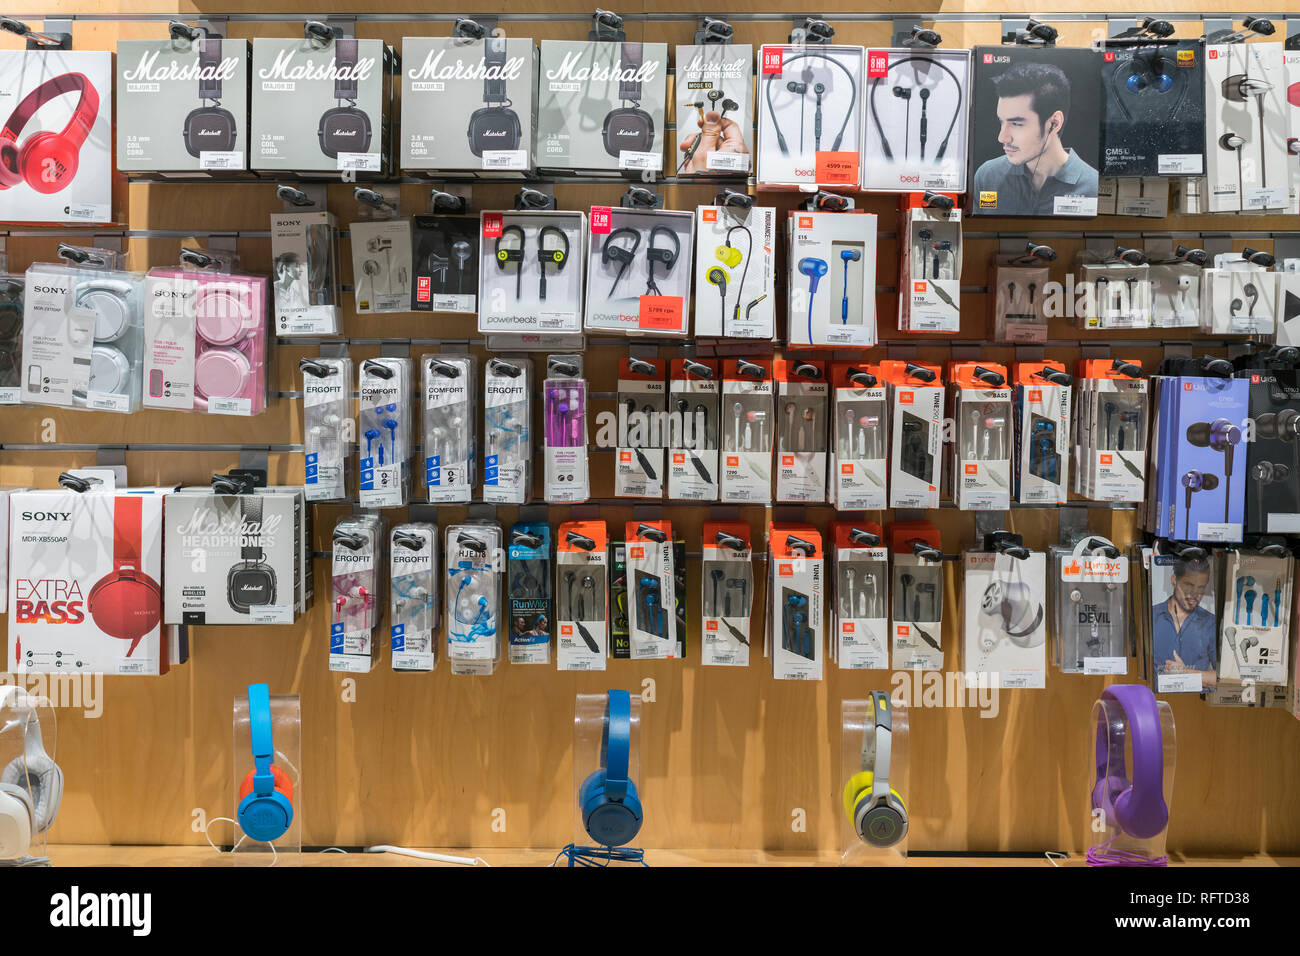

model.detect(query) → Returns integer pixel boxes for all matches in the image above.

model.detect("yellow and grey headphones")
[842,691,907,848]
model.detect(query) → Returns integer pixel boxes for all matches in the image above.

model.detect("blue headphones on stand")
[579,689,643,848]
[237,683,294,844]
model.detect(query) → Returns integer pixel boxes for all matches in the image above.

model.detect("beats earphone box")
[116,38,251,174]
[0,50,112,224]
[585,206,694,336]
[250,37,394,175]
[1099,40,1204,179]
[163,490,301,626]
[401,36,537,175]
[673,43,754,175]
[535,40,668,175]
[142,268,269,416]
[8,489,171,675]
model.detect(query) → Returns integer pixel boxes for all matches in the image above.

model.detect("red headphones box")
[0,50,112,224]
[7,488,172,675]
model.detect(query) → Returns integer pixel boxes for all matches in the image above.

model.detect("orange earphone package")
[556,521,609,671]
[773,359,829,503]
[888,521,944,671]
[767,522,824,681]
[898,192,962,334]
[7,488,171,675]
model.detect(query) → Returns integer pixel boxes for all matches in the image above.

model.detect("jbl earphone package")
[946,362,1011,512]
[556,520,608,671]
[483,356,533,504]
[700,522,753,668]
[1012,360,1071,506]
[625,520,676,661]
[962,534,1047,689]
[831,362,887,510]
[889,522,944,671]
[390,522,439,673]
[615,356,667,498]
[421,353,476,503]
[767,523,823,681]
[694,202,776,339]
[23,259,145,413]
[774,358,828,503]
[445,522,503,675]
[1220,549,1292,687]
[830,523,889,671]
[543,354,589,503]
[585,205,694,336]
[143,265,269,416]
[667,357,720,502]
[898,194,961,333]
[299,356,352,502]
[720,358,773,504]
[508,522,552,665]
[785,208,877,348]
[359,357,412,508]
[1050,535,1129,675]
[330,513,384,673]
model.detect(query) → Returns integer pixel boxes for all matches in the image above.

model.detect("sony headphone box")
[0,50,112,224]
[8,488,172,675]
[116,38,251,174]
[585,206,694,336]
[270,211,341,335]
[250,37,394,175]
[966,46,1102,217]
[1099,40,1205,179]
[673,43,754,175]
[536,40,668,174]
[401,36,537,175]
[163,490,301,626]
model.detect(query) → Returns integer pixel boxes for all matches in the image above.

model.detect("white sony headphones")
[0,687,65,860]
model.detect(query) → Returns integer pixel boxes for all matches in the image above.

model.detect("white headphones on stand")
[0,687,65,863]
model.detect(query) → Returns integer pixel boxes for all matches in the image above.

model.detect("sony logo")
[407,48,524,83]
[32,285,68,295]
[258,50,376,83]
[123,50,240,84]
[545,50,659,85]
[153,288,192,298]
[678,54,748,80]
[22,511,71,521]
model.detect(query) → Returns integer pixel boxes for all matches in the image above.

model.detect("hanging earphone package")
[694,203,776,339]
[0,274,22,406]
[389,522,438,672]
[674,42,753,175]
[400,35,537,174]
[757,44,865,189]
[300,355,352,502]
[1074,358,1148,503]
[624,521,676,660]
[421,353,476,503]
[586,206,693,336]
[358,356,412,508]
[556,520,608,671]
[1012,361,1071,505]
[478,209,586,339]
[1051,536,1129,675]
[785,208,878,348]
[483,356,533,504]
[990,241,1055,343]
[350,218,413,315]
[1243,366,1300,534]
[1146,546,1220,694]
[615,356,667,498]
[720,358,773,504]
[881,360,943,509]
[1100,39,1205,179]
[830,523,889,671]
[773,358,828,503]
[508,522,552,665]
[1077,254,1153,330]
[1204,40,1287,212]
[898,195,962,333]
[963,536,1048,688]
[831,362,887,510]
[767,523,823,681]
[271,211,341,335]
[330,513,384,673]
[22,259,145,413]
[667,357,720,501]
[445,522,502,674]
[411,216,479,314]
[700,522,753,668]
[889,522,944,670]
[1201,254,1277,336]
[543,354,589,503]
[946,362,1011,511]
[1148,250,1203,329]
[1221,550,1292,686]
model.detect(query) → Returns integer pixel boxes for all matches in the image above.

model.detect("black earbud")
[602,227,641,296]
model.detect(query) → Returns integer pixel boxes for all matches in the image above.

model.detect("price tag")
[87,391,131,413]
[0,387,18,405]
[1158,153,1202,176]
[251,604,294,625]
[482,149,527,170]
[706,152,750,172]
[1053,195,1098,216]
[209,397,252,416]
[1156,672,1202,694]
[337,152,381,172]
[482,213,503,238]
[618,150,662,172]
[1245,186,1288,210]
[590,206,613,234]
[200,151,245,171]
[814,151,858,185]
[278,308,337,335]
[65,203,111,222]
[1084,657,1128,675]
[638,295,684,332]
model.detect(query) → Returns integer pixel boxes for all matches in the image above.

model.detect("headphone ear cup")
[237,765,295,842]
[0,784,34,859]
[19,131,77,195]
[2,751,63,834]
[0,140,22,188]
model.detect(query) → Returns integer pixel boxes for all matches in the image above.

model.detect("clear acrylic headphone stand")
[1088,694,1175,866]
[0,690,57,867]
[232,692,302,866]
[840,697,909,866]
[572,692,642,864]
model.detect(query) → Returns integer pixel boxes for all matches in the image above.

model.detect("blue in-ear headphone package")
[1100,40,1205,179]
[358,357,412,508]
[421,353,476,504]
[1219,550,1292,687]
[508,522,552,665]
[785,209,877,348]
[445,522,502,674]
[390,522,439,672]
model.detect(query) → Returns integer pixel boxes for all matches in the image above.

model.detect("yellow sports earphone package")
[693,201,776,339]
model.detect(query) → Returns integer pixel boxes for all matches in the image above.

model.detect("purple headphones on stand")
[1089,684,1170,866]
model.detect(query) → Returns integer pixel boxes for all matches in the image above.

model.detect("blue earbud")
[579,689,643,848]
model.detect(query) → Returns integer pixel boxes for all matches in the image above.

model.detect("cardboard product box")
[720,358,773,504]
[250,37,394,175]
[614,356,666,498]
[881,360,943,509]
[260,484,310,613]
[401,36,537,175]
[946,362,1011,511]
[0,487,27,611]
[411,215,479,314]
[1012,361,1070,505]
[1244,370,1300,535]
[0,50,112,223]
[478,210,586,338]
[350,218,412,315]
[1099,40,1205,178]
[9,489,170,675]
[1204,41,1288,212]
[585,206,694,336]
[694,203,776,340]
[967,46,1102,218]
[830,522,889,671]
[757,44,865,189]
[1286,46,1300,213]
[861,47,971,192]
[117,38,251,174]
[889,522,944,670]
[773,359,828,503]
[963,546,1047,689]
[785,209,877,348]
[831,362,887,510]
[535,40,667,175]
[0,273,21,406]
[1200,262,1277,337]
[898,195,961,333]
[271,210,341,336]
[674,43,754,175]
[556,521,608,670]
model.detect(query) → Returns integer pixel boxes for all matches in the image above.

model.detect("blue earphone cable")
[553,843,648,867]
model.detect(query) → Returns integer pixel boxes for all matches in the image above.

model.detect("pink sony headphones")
[194,281,258,409]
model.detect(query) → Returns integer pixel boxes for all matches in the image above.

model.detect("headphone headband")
[247,682,276,798]
[197,37,223,101]
[334,38,359,101]
[618,42,644,103]
[111,495,143,576]
[865,691,893,803]
[483,36,508,104]
[602,689,632,802]
[2,72,98,153]
[240,494,265,562]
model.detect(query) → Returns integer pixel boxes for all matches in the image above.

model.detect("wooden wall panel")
[3,5,1300,858]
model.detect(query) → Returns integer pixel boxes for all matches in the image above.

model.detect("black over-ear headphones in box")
[183,38,238,158]
[602,42,656,157]
[318,38,373,159]
[467,37,523,157]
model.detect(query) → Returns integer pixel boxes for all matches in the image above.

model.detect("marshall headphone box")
[250,37,394,175]
[401,36,537,175]
[1099,40,1205,179]
[116,38,251,174]
[0,50,113,224]
[966,46,1102,218]
[163,489,302,626]
[673,43,754,175]
[535,39,668,174]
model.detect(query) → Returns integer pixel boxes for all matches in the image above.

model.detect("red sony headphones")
[87,496,161,657]
[0,72,99,195]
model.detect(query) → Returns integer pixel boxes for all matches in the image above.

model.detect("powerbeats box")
[250,37,395,175]
[0,50,112,223]
[585,206,694,336]
[966,46,1102,217]
[478,210,586,339]
[535,40,668,175]
[861,47,971,192]
[757,44,865,189]
[400,36,537,175]
[1099,40,1204,178]
[163,490,301,626]
[673,43,754,175]
[8,489,171,675]
[116,38,251,174]
[1204,41,1288,212]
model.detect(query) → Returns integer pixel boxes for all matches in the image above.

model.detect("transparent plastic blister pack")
[556,521,609,671]
[831,364,887,510]
[1221,550,1293,686]
[586,206,694,336]
[445,522,502,673]
[616,356,667,498]
[478,210,585,336]
[891,552,943,670]
[1201,262,1277,336]
[543,354,589,502]
[390,522,439,672]
[991,262,1049,343]
[330,513,384,673]
[625,521,676,660]
[0,688,59,866]
[1148,259,1202,329]
[774,360,828,503]
[962,540,1047,689]
[0,275,24,405]
[350,218,413,315]
[1078,259,1152,330]
[232,686,301,865]
[721,359,773,503]
[767,524,823,680]
[508,522,553,665]
[667,358,720,501]
[359,357,412,507]
[483,356,533,504]
[299,356,352,502]
[831,525,889,671]
[1051,537,1129,675]
[421,354,476,503]
[701,523,754,667]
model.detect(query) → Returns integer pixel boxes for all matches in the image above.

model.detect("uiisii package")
[889,522,944,670]
[411,216,478,314]
[508,522,552,665]
[1244,368,1300,535]
[785,209,877,348]
[774,359,828,503]
[330,514,384,673]
[767,523,823,681]
[483,356,532,504]
[300,356,351,502]
[720,358,773,504]
[1204,41,1288,212]
[358,357,412,508]
[674,43,754,175]
[1221,550,1292,686]
[963,537,1047,689]
[585,206,694,336]
[1201,254,1277,337]
[667,358,720,501]
[556,521,608,671]
[694,202,776,339]
[625,521,676,660]
[350,218,412,315]
[271,211,341,335]
[615,356,667,498]
[1051,536,1128,675]
[445,523,502,675]
[543,354,589,503]
[421,354,476,503]
[991,242,1055,343]
[1099,40,1205,178]
[390,522,438,672]
[700,522,753,667]
[830,523,889,671]
[831,363,887,510]
[1147,546,1219,695]
[1148,247,1204,329]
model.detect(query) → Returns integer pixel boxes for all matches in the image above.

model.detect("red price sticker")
[639,295,684,331]
[417,276,431,303]
[815,151,859,185]
[482,213,503,238]
[867,50,889,78]
[761,47,784,74]
[590,206,613,234]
